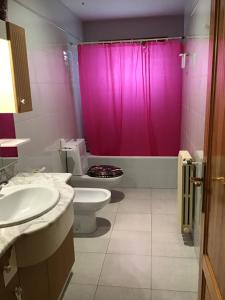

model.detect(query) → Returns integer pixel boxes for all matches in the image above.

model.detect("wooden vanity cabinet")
[0,274,20,300]
[48,228,75,300]
[0,228,75,300]
[18,228,75,300]
[0,247,20,300]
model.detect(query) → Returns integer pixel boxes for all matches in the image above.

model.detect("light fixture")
[0,38,17,113]
[0,20,32,113]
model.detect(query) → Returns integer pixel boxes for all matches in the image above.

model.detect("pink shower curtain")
[78,40,182,156]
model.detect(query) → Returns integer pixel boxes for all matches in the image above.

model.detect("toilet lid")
[87,165,123,178]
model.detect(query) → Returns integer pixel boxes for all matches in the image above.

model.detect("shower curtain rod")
[79,36,184,45]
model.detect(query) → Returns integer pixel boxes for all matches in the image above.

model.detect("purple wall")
[83,15,184,42]
[0,114,17,157]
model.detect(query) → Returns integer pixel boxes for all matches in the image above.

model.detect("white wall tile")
[181,0,211,156]
[89,156,177,188]
[8,0,83,172]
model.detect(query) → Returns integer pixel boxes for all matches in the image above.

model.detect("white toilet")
[62,139,124,188]
[73,188,111,233]
[61,139,121,233]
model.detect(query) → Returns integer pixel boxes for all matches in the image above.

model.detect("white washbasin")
[0,184,59,227]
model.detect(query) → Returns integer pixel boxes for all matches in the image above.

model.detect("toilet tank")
[66,139,89,176]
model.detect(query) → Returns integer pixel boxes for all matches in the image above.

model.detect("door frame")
[199,0,223,299]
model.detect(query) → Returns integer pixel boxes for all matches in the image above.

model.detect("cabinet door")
[0,247,20,300]
[17,228,75,300]
[48,229,75,300]
[6,22,32,113]
[0,274,20,300]
[18,261,50,300]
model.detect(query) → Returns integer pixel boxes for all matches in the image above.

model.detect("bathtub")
[88,155,177,189]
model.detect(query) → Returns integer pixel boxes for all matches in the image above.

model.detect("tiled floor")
[63,189,198,300]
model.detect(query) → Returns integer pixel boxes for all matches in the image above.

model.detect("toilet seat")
[62,138,124,188]
[70,174,123,189]
[87,165,123,178]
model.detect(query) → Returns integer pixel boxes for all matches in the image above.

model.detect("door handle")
[212,177,225,185]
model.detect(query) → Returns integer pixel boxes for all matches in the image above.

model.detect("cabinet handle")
[20,99,26,105]
[14,286,23,300]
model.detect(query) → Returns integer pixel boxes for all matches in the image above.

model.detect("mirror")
[0,145,17,170]
[0,156,17,171]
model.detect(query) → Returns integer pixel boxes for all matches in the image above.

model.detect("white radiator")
[177,151,195,234]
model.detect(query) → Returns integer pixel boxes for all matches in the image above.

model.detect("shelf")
[0,138,30,147]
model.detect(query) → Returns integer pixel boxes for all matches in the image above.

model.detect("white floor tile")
[152,214,178,234]
[98,202,120,213]
[121,189,151,200]
[152,257,199,292]
[63,284,96,300]
[151,189,177,200]
[152,290,197,300]
[70,188,199,299]
[114,213,151,232]
[118,198,151,213]
[152,232,196,258]
[71,253,105,285]
[151,197,177,215]
[74,237,110,253]
[108,230,151,255]
[95,286,151,300]
[99,254,151,288]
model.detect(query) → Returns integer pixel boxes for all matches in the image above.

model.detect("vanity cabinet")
[0,274,20,300]
[0,247,20,300]
[18,228,75,300]
[0,20,32,113]
[0,228,75,300]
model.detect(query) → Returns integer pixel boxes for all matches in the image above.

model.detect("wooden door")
[200,0,225,299]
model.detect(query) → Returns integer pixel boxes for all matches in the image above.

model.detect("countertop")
[0,173,75,256]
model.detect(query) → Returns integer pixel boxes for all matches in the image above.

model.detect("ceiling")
[60,0,185,21]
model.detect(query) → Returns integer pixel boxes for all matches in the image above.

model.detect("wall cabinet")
[0,228,75,300]
[0,20,32,113]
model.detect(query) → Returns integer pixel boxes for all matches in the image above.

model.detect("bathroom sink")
[0,185,59,227]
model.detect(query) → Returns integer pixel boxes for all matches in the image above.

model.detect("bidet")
[73,188,111,233]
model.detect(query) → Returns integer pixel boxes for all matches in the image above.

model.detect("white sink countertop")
[0,173,74,256]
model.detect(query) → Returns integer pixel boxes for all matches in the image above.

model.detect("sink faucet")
[0,180,8,192]
[32,166,46,173]
[0,169,8,191]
